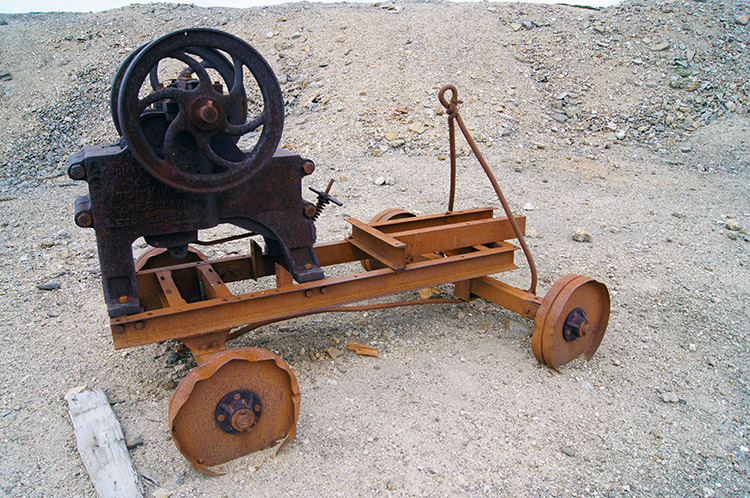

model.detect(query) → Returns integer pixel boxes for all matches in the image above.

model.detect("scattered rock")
[551,113,568,123]
[39,238,55,248]
[153,489,171,498]
[572,227,593,243]
[37,282,61,291]
[725,219,740,231]
[126,435,144,449]
[326,347,343,360]
[532,141,547,149]
[407,122,426,134]
[0,19,7,26]
[736,15,749,25]
[561,446,576,457]
[374,176,387,186]
[418,287,442,299]
[0,71,11,82]
[650,42,670,52]
[661,392,679,403]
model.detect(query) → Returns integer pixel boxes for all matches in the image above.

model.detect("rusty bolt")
[253,404,261,413]
[118,295,130,304]
[233,393,241,401]
[198,100,219,124]
[113,324,125,334]
[68,164,86,180]
[304,205,318,218]
[134,321,144,330]
[320,286,329,295]
[304,263,313,270]
[75,211,93,228]
[217,414,226,422]
[305,289,313,298]
[302,161,315,175]
[232,409,254,432]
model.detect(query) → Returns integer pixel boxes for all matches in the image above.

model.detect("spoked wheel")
[361,208,416,271]
[169,348,300,474]
[116,28,284,193]
[531,275,610,369]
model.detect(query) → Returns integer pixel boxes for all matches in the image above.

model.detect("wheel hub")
[215,390,262,434]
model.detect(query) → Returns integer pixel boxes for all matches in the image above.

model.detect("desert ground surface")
[0,0,748,496]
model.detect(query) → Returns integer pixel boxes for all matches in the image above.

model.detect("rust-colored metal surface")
[67,28,611,473]
[532,275,610,369]
[169,347,300,474]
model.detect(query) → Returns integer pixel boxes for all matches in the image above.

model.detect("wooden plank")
[65,388,143,498]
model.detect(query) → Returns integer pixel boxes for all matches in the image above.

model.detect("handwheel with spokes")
[117,29,284,193]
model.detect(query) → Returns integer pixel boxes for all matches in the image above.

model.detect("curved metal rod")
[226,297,464,341]
[438,84,538,295]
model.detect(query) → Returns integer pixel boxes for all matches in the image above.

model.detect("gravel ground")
[0,1,748,497]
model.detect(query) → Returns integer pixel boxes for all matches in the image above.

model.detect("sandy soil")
[0,1,748,497]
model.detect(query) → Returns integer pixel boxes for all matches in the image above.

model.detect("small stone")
[551,113,568,123]
[37,282,61,291]
[265,31,275,39]
[39,238,55,248]
[510,23,522,32]
[0,19,8,26]
[374,176,387,186]
[727,231,737,240]
[725,219,740,231]
[525,228,541,238]
[707,357,716,367]
[532,141,547,149]
[326,347,343,360]
[725,101,738,112]
[407,122,426,134]
[561,446,576,457]
[165,351,180,365]
[290,32,302,39]
[651,42,670,52]
[153,489,171,498]
[661,392,679,403]
[498,127,512,137]
[736,15,749,25]
[687,81,701,92]
[604,132,617,142]
[572,227,593,243]
[308,81,324,89]
[0,71,11,82]
[522,20,534,30]
[384,132,397,141]
[680,145,693,153]
[126,435,144,449]
[523,203,535,211]
[688,343,696,351]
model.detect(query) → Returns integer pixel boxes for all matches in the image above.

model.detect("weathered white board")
[66,388,143,498]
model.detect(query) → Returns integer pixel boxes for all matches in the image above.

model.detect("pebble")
[374,176,387,186]
[126,435,144,449]
[407,122,426,134]
[688,343,696,351]
[736,15,749,25]
[572,227,593,242]
[532,141,547,149]
[680,145,693,153]
[0,19,7,26]
[725,219,740,231]
[651,42,670,52]
[308,81,324,89]
[0,71,11,82]
[725,101,737,112]
[39,238,55,248]
[37,282,61,291]
[551,113,568,123]
[153,489,171,498]
[661,392,679,403]
[561,446,576,457]
[523,203,535,211]
[290,31,302,39]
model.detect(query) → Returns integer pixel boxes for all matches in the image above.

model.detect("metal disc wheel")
[168,347,300,473]
[361,208,416,271]
[531,275,610,369]
[117,28,284,193]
